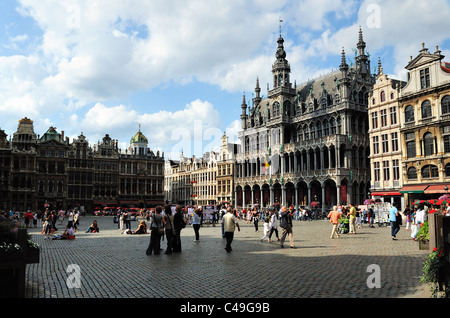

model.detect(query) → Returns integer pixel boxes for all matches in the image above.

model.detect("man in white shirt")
[223,208,240,253]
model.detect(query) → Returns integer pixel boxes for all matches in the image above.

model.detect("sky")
[0,0,449,159]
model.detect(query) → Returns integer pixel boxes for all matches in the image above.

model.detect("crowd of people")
[2,199,444,256]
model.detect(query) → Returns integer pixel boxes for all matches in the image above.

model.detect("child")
[260,214,271,242]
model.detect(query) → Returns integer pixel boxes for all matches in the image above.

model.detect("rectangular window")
[444,135,450,153]
[373,136,379,155]
[393,159,400,180]
[391,132,399,152]
[420,68,430,89]
[382,134,389,153]
[374,162,380,182]
[380,109,387,127]
[406,141,416,158]
[390,107,397,125]
[371,112,378,129]
[383,161,390,181]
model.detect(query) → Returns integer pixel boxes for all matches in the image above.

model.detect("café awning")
[424,184,450,194]
[399,185,429,194]
[371,192,402,196]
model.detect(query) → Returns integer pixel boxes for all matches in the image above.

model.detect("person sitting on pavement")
[127,220,148,234]
[53,224,76,240]
[86,220,100,233]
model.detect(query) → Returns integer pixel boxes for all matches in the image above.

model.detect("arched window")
[442,95,450,115]
[407,167,417,180]
[421,100,431,118]
[380,91,386,103]
[405,105,414,123]
[421,165,438,179]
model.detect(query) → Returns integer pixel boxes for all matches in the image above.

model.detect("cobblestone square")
[24,216,431,299]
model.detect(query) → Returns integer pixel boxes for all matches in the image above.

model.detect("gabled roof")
[405,44,444,70]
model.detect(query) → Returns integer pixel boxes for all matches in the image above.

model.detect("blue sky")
[0,0,449,159]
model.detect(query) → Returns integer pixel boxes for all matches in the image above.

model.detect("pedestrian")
[59,210,65,225]
[146,206,164,255]
[192,208,202,242]
[260,213,271,242]
[389,203,400,240]
[124,211,131,232]
[279,206,295,248]
[162,205,175,254]
[173,205,185,252]
[348,203,356,234]
[223,207,240,253]
[24,210,32,228]
[413,206,426,241]
[43,211,53,239]
[33,211,38,228]
[72,211,79,232]
[268,210,280,242]
[356,209,361,229]
[252,207,259,232]
[327,206,341,238]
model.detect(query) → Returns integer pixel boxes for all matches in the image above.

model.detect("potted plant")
[420,247,448,298]
[417,220,429,250]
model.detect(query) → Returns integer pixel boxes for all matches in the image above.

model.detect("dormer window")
[420,68,430,89]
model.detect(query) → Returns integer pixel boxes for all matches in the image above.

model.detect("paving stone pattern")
[24,216,432,298]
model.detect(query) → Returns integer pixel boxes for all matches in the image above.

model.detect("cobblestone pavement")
[24,216,432,298]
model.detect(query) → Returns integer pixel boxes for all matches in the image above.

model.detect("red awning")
[399,184,429,193]
[424,184,450,194]
[371,192,402,196]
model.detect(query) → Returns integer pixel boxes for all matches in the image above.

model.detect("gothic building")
[235,28,375,211]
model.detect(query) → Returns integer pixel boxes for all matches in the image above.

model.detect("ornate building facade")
[398,43,450,203]
[368,60,406,208]
[0,119,164,212]
[235,29,375,211]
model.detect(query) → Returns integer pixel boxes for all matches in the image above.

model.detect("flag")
[262,155,271,173]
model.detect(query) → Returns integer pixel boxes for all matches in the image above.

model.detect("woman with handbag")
[146,206,164,255]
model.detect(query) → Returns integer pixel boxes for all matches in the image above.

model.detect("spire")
[241,92,247,112]
[357,26,366,56]
[275,35,287,61]
[377,57,383,75]
[340,47,348,71]
[254,77,261,101]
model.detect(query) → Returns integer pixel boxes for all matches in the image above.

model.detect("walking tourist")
[348,203,357,234]
[390,203,400,240]
[223,207,240,253]
[260,213,271,242]
[327,206,341,239]
[252,207,259,232]
[280,206,295,248]
[268,210,280,242]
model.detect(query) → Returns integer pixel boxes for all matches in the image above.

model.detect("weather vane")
[279,17,283,35]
